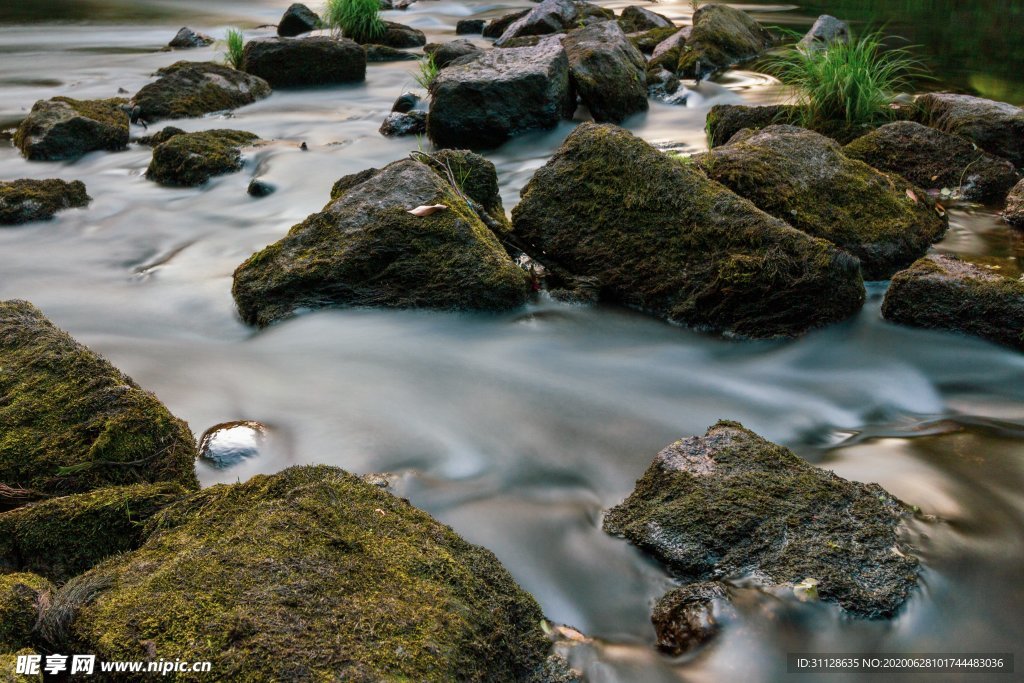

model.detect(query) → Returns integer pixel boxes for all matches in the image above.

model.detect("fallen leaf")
[407,204,448,217]
[906,189,918,204]
[935,204,946,217]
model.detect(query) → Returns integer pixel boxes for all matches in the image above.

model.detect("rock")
[429,148,508,228]
[277,3,321,37]
[604,421,919,618]
[675,4,773,81]
[696,125,948,279]
[365,44,418,62]
[198,421,266,468]
[0,179,90,226]
[242,36,366,87]
[374,21,427,48]
[646,26,689,74]
[1005,179,1024,227]
[136,125,185,146]
[618,5,672,33]
[424,39,482,68]
[456,19,486,35]
[40,466,565,681]
[0,300,198,497]
[494,0,580,47]
[630,26,681,55]
[168,27,214,49]
[0,573,51,652]
[133,61,271,121]
[391,91,420,113]
[232,158,529,327]
[844,121,1020,202]
[562,21,647,124]
[13,97,129,161]
[915,93,1024,168]
[511,123,865,338]
[651,582,726,656]
[881,254,1024,350]
[646,67,684,104]
[798,15,849,52]
[247,179,276,197]
[483,9,529,39]
[705,103,798,147]
[0,483,187,582]
[427,38,574,149]
[379,110,427,136]
[146,129,260,187]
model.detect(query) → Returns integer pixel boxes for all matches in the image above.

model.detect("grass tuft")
[224,28,245,69]
[323,0,386,43]
[413,54,439,90]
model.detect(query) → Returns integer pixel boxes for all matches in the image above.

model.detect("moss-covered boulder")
[629,25,680,55]
[241,36,365,87]
[146,129,260,187]
[428,149,509,230]
[604,421,920,618]
[675,4,773,81]
[651,581,726,656]
[695,125,947,279]
[511,123,865,338]
[0,649,41,682]
[881,254,1024,350]
[233,157,529,326]
[618,5,672,33]
[0,483,187,583]
[13,97,128,161]
[0,573,51,653]
[705,103,798,147]
[132,61,271,121]
[844,121,1019,202]
[562,21,647,124]
[0,180,90,226]
[1005,178,1024,227]
[0,300,198,497]
[42,466,566,681]
[915,93,1024,168]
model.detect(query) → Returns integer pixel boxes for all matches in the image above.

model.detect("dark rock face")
[618,5,672,33]
[391,91,420,113]
[247,179,276,197]
[0,300,199,497]
[277,3,321,37]
[40,466,567,682]
[652,582,726,656]
[695,125,948,279]
[13,97,129,161]
[133,61,271,121]
[242,36,366,87]
[168,27,214,48]
[630,25,681,55]
[232,158,529,327]
[379,110,427,136]
[562,21,647,124]
[604,421,920,618]
[676,4,773,80]
[0,573,51,652]
[456,19,486,35]
[424,39,483,68]
[146,129,259,187]
[427,38,574,149]
[1005,179,1024,227]
[494,0,581,47]
[845,121,1019,202]
[511,123,865,339]
[798,15,849,52]
[482,9,530,39]
[882,254,1024,350]
[0,179,90,225]
[375,21,427,48]
[916,93,1024,168]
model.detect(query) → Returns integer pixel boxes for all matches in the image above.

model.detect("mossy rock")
[0,574,51,653]
[510,123,865,339]
[675,4,773,80]
[0,483,188,583]
[844,121,1020,203]
[604,421,920,618]
[695,125,948,279]
[0,180,90,226]
[232,158,530,327]
[705,103,798,147]
[562,21,648,124]
[1005,178,1024,227]
[146,129,260,187]
[428,149,509,230]
[0,300,198,497]
[914,93,1024,168]
[0,650,41,682]
[43,466,565,681]
[132,61,271,121]
[881,254,1024,350]
[629,25,680,55]
[617,6,672,34]
[651,581,726,656]
[13,97,128,161]
[242,36,366,87]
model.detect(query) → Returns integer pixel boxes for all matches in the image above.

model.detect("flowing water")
[1,1,1023,681]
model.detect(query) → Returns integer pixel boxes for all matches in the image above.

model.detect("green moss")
[0,650,42,682]
[12,97,129,161]
[0,300,198,497]
[133,61,272,121]
[146,129,259,187]
[0,574,51,653]
[428,149,508,229]
[676,4,773,80]
[628,26,679,54]
[55,97,129,129]
[46,466,557,681]
[0,179,91,226]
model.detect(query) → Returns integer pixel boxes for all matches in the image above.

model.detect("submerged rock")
[0,573,51,652]
[511,123,865,339]
[456,19,486,35]
[617,5,672,33]
[424,39,482,68]
[0,179,90,225]
[652,582,727,656]
[915,93,1024,168]
[379,110,427,136]
[146,129,260,187]
[562,21,647,124]
[705,103,797,147]
[133,61,271,121]
[365,44,418,62]
[798,15,849,52]
[427,38,574,149]
[242,36,366,87]
[41,466,567,681]
[882,254,1024,350]
[1005,179,1024,227]
[198,421,266,468]
[232,157,529,326]
[604,421,919,618]
[247,178,276,197]
[695,125,948,279]
[13,97,128,161]
[676,4,773,81]
[168,27,214,49]
[0,300,198,497]
[277,3,321,37]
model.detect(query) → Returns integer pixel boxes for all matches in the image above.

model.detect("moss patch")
[0,650,41,682]
[0,574,51,653]
[13,97,128,161]
[146,129,259,187]
[0,180,90,226]
[629,26,680,55]
[132,61,271,121]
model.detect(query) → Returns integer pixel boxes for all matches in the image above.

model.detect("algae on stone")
[13,97,128,161]
[0,180,90,226]
[675,4,772,81]
[132,61,271,121]
[146,129,259,187]
[0,573,51,653]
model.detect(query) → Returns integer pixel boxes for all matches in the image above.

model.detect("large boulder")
[424,39,482,68]
[562,21,647,124]
[705,103,798,147]
[798,15,849,52]
[146,129,260,187]
[695,125,948,279]
[167,27,214,49]
[511,123,865,338]
[241,36,366,87]
[494,0,581,47]
[41,466,566,681]
[277,3,321,37]
[915,93,1024,168]
[617,5,672,33]
[604,421,920,618]
[0,300,198,497]
[132,61,271,121]
[0,179,90,226]
[13,97,128,161]
[427,38,574,149]
[675,4,773,80]
[232,157,529,327]
[845,121,1019,202]
[0,573,51,653]
[881,254,1024,350]
[1005,179,1024,227]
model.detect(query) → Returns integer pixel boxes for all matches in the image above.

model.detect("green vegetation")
[224,28,245,69]
[146,129,260,187]
[0,573,52,653]
[413,53,439,90]
[323,0,385,43]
